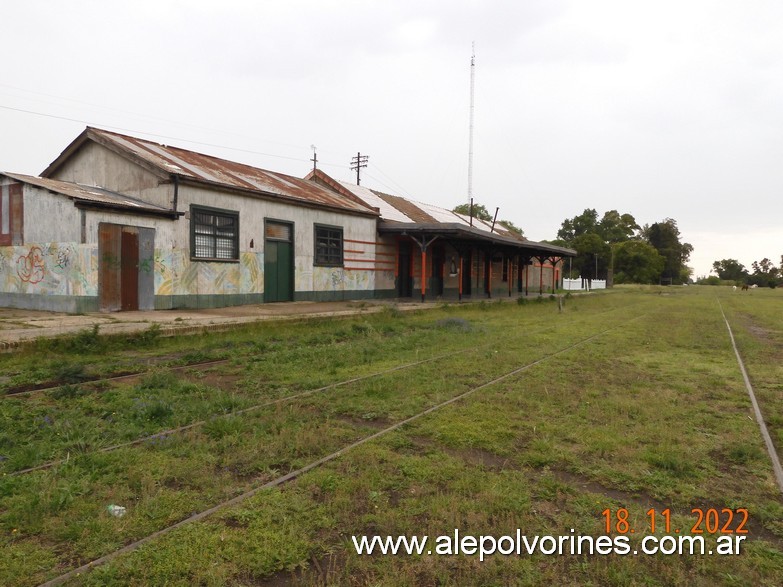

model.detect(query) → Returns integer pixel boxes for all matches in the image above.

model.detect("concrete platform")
[0,300,437,350]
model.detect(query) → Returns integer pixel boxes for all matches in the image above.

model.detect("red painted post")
[539,260,544,295]
[421,249,427,302]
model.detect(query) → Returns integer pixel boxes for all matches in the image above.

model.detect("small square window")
[314,225,343,266]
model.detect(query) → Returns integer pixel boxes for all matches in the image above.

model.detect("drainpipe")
[172,175,179,216]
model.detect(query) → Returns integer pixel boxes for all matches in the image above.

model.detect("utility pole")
[350,152,369,185]
[310,145,318,171]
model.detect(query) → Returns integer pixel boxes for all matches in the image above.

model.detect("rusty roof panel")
[337,181,412,222]
[371,191,439,224]
[86,128,376,216]
[3,172,173,214]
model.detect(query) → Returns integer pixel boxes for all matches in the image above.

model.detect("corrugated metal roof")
[2,172,175,215]
[361,187,526,242]
[377,221,575,256]
[312,174,573,256]
[371,191,439,224]
[47,128,378,217]
[411,200,461,224]
[338,181,412,223]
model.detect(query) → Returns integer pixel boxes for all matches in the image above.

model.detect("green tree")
[557,209,598,243]
[711,259,748,281]
[452,202,524,236]
[749,257,780,288]
[598,210,639,243]
[572,233,610,280]
[613,241,665,284]
[643,219,693,284]
[452,202,492,221]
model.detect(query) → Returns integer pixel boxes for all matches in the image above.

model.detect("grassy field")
[1,287,782,586]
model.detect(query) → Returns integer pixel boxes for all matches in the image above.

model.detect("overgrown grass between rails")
[69,289,783,586]
[0,297,641,475]
[0,317,625,518]
[0,298,644,584]
[12,290,771,586]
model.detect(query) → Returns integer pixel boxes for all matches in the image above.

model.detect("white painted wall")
[49,142,173,208]
[23,185,81,243]
[175,183,379,295]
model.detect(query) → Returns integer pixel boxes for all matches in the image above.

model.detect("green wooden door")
[264,221,294,302]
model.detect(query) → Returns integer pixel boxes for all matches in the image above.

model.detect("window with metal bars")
[314,225,343,266]
[191,205,239,261]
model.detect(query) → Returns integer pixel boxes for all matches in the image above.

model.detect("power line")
[0,100,423,200]
[0,103,355,169]
[0,82,308,152]
[368,163,416,199]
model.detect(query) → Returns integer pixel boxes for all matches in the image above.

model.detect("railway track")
[717,298,783,494]
[36,315,645,587]
[5,307,642,478]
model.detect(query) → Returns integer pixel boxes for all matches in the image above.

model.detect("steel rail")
[3,359,231,398]
[7,304,643,477]
[8,348,471,477]
[3,298,639,399]
[36,315,643,587]
[717,298,783,494]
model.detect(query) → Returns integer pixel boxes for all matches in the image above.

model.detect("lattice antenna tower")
[468,42,476,204]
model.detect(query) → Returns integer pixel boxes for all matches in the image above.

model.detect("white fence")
[563,278,606,291]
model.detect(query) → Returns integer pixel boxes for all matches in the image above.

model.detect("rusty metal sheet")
[98,223,122,312]
[373,192,439,224]
[0,184,9,246]
[84,129,377,216]
[9,183,23,245]
[121,228,139,311]
[3,173,172,214]
[0,182,23,246]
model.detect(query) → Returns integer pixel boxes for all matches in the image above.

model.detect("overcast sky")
[2,0,781,277]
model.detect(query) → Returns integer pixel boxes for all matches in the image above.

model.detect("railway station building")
[0,127,574,313]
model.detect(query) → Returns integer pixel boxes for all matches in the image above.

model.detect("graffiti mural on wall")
[54,248,71,270]
[313,266,373,293]
[331,269,344,289]
[16,246,46,284]
[1,242,375,300]
[0,243,96,296]
[153,249,264,296]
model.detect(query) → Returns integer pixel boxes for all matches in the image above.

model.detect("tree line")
[549,209,693,285]
[452,202,694,285]
[707,257,782,288]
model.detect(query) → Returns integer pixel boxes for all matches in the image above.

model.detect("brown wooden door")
[99,223,121,312]
[121,228,139,311]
